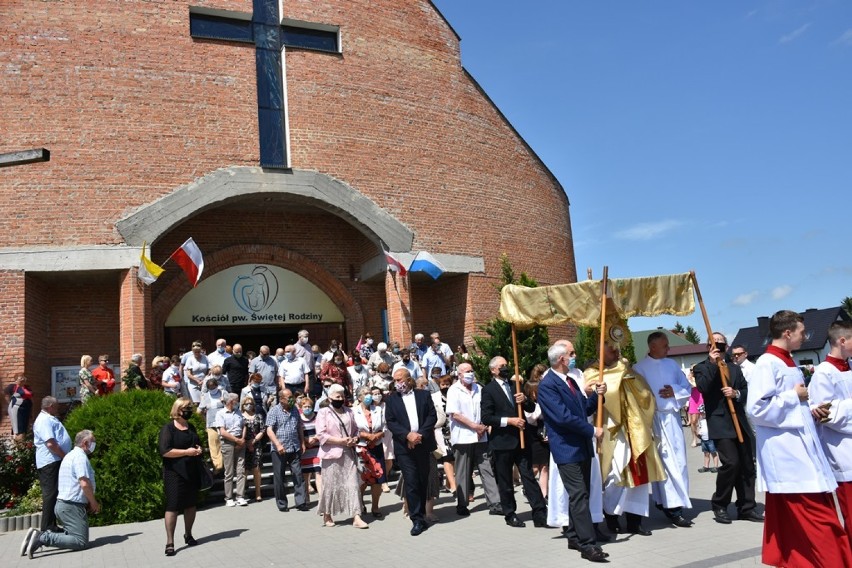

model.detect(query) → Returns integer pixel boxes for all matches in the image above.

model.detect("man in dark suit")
[694,332,761,524]
[539,341,609,563]
[481,355,547,528]
[385,367,438,536]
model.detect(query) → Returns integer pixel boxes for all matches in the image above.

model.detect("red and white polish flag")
[384,250,407,276]
[170,237,204,287]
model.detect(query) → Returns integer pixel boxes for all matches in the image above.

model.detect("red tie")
[565,376,577,395]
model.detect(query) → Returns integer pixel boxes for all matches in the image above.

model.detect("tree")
[469,254,550,383]
[672,321,686,335]
[684,326,701,344]
[842,296,852,319]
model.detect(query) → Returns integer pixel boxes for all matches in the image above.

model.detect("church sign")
[165,264,344,327]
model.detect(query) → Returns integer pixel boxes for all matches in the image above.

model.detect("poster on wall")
[165,264,345,327]
[51,365,122,402]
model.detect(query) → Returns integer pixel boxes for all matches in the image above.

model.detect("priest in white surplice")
[632,331,693,527]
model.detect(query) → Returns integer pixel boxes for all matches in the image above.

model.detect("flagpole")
[510,324,525,450]
[595,266,608,431]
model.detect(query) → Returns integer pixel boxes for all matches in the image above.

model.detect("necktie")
[502,380,513,402]
[565,376,577,395]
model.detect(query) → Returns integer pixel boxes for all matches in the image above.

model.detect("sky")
[432,0,852,343]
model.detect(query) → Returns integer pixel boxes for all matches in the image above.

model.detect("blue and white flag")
[408,251,445,280]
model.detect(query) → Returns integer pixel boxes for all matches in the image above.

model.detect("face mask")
[402,357,410,364]
[366,339,374,346]
[372,394,382,404]
[461,372,475,385]
[217,346,225,354]
[354,364,363,372]
[87,441,96,454]
[334,359,343,365]
[244,405,254,413]
[331,398,345,409]
[395,381,409,394]
[300,337,309,344]
[180,408,193,419]
[568,357,577,369]
[276,355,284,362]
[302,407,314,416]
[440,387,449,395]
[234,352,242,358]
[392,348,400,355]
[251,383,261,390]
[363,395,373,406]
[209,386,219,394]
[285,353,295,362]
[498,367,511,380]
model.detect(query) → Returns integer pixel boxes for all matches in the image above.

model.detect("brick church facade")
[0,0,576,428]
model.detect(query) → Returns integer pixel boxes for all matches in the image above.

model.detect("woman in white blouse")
[353,386,387,517]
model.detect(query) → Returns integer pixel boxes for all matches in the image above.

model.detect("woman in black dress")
[159,397,203,556]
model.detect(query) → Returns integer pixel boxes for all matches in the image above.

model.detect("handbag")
[197,459,214,491]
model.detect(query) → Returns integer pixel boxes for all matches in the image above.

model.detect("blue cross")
[189,2,339,169]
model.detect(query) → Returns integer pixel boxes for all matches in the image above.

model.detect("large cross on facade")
[189,2,340,169]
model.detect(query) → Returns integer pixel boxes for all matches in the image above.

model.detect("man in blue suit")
[539,341,609,563]
[385,367,438,536]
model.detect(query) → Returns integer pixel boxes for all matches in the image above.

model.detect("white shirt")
[278,357,310,384]
[747,351,836,493]
[393,360,423,380]
[401,391,419,432]
[808,360,852,482]
[347,365,371,393]
[445,381,486,445]
[184,355,210,388]
[738,358,756,383]
[206,349,230,370]
[633,356,690,413]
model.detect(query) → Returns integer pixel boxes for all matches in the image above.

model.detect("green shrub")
[62,391,207,526]
[0,434,37,513]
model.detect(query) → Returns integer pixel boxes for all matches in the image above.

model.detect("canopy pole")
[595,266,609,431]
[690,270,744,444]
[510,323,525,449]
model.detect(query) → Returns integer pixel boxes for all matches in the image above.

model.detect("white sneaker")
[20,527,36,556]
[225,499,236,507]
[236,498,249,507]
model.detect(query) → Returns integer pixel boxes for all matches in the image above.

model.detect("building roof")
[632,328,694,361]
[731,306,852,357]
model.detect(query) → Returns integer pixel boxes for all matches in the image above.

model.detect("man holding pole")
[539,341,609,562]
[694,332,761,524]
[481,356,547,528]
[633,331,694,527]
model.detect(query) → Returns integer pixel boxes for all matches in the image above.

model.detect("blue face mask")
[217,346,225,354]
[568,357,577,369]
[363,395,373,406]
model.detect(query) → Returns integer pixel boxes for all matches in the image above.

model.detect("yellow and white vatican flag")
[138,242,165,285]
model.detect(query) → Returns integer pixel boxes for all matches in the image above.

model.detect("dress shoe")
[410,521,427,536]
[456,506,470,517]
[533,516,548,528]
[626,524,652,536]
[580,547,610,563]
[568,539,581,551]
[489,507,504,516]
[712,507,732,524]
[505,515,526,528]
[668,515,693,528]
[737,511,765,523]
[296,503,310,512]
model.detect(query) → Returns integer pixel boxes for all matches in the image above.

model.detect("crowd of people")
[10,315,852,565]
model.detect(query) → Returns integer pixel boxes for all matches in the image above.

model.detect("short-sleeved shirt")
[421,350,447,377]
[57,446,95,504]
[200,389,225,428]
[33,411,72,468]
[214,408,244,439]
[445,381,486,445]
[265,404,303,453]
[278,357,310,385]
[184,355,210,387]
[249,355,279,391]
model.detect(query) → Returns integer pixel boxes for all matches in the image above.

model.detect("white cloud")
[614,219,683,241]
[834,29,852,46]
[779,23,812,44]
[771,284,793,300]
[733,291,760,306]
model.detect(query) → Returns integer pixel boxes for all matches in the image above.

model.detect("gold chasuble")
[585,360,666,487]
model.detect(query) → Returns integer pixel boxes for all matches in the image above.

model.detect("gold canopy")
[498,272,696,330]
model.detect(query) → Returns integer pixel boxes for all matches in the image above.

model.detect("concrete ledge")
[359,252,484,282]
[0,245,138,271]
[116,167,415,251]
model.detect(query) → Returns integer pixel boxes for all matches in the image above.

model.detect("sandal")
[184,534,198,546]
[165,544,175,557]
